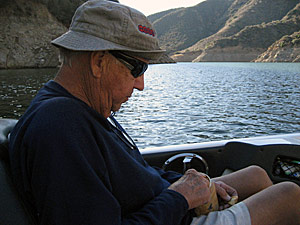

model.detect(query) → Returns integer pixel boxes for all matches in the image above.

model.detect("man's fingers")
[169,169,211,209]
[217,181,238,196]
[215,182,231,201]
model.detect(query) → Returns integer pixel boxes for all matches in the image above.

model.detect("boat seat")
[0,119,36,225]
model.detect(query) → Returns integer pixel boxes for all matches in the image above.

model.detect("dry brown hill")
[2,0,299,68]
[190,1,300,62]
[0,0,67,68]
[149,0,235,54]
[150,0,300,62]
[255,31,300,62]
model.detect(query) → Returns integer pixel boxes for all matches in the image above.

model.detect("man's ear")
[90,51,106,78]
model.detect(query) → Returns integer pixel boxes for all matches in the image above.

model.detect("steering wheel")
[162,153,209,174]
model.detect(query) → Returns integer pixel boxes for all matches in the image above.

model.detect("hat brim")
[51,30,165,60]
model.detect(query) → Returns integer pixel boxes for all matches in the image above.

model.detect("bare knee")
[245,165,272,187]
[245,165,267,178]
[275,182,300,221]
[276,181,300,197]
[245,181,300,225]
[272,181,300,215]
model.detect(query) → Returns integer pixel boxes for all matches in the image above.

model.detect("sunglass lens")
[132,63,148,78]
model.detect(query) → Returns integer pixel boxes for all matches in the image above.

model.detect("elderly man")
[9,1,300,225]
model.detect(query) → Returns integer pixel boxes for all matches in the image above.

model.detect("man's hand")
[168,169,211,209]
[214,181,238,210]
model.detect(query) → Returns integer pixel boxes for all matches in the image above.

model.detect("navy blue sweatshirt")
[9,81,193,225]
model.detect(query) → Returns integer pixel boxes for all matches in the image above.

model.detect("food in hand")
[228,195,238,206]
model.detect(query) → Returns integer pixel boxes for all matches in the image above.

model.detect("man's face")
[96,52,146,117]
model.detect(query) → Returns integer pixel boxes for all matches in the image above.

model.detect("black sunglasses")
[109,51,148,78]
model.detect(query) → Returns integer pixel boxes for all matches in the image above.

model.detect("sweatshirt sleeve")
[153,166,183,183]
[123,189,189,225]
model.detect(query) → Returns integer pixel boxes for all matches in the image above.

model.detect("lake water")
[1,63,300,149]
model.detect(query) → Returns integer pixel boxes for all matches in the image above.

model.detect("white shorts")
[191,202,251,225]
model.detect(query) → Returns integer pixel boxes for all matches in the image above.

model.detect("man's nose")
[134,74,144,91]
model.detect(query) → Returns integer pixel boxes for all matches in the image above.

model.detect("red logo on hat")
[138,25,155,37]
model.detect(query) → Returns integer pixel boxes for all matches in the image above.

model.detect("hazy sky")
[119,0,206,16]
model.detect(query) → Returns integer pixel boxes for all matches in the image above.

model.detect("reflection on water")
[0,68,57,118]
[0,63,299,148]
[116,63,300,148]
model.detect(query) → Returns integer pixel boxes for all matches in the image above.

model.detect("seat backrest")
[0,119,36,225]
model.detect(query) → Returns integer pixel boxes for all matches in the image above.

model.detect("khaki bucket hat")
[51,0,165,60]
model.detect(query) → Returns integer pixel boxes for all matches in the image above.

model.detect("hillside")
[191,1,300,62]
[0,0,67,68]
[151,0,300,62]
[150,0,234,54]
[0,0,171,69]
[148,8,180,23]
[1,0,299,68]
[27,0,85,26]
[255,31,300,62]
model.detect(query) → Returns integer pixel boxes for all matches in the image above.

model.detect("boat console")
[142,134,300,186]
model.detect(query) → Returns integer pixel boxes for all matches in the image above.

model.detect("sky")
[119,0,206,16]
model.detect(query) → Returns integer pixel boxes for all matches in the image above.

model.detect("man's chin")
[111,104,122,113]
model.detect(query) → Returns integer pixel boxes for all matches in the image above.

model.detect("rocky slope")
[150,0,300,62]
[0,0,67,68]
[255,31,300,62]
[0,0,173,69]
[191,1,300,62]
[149,0,235,54]
[1,0,299,68]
